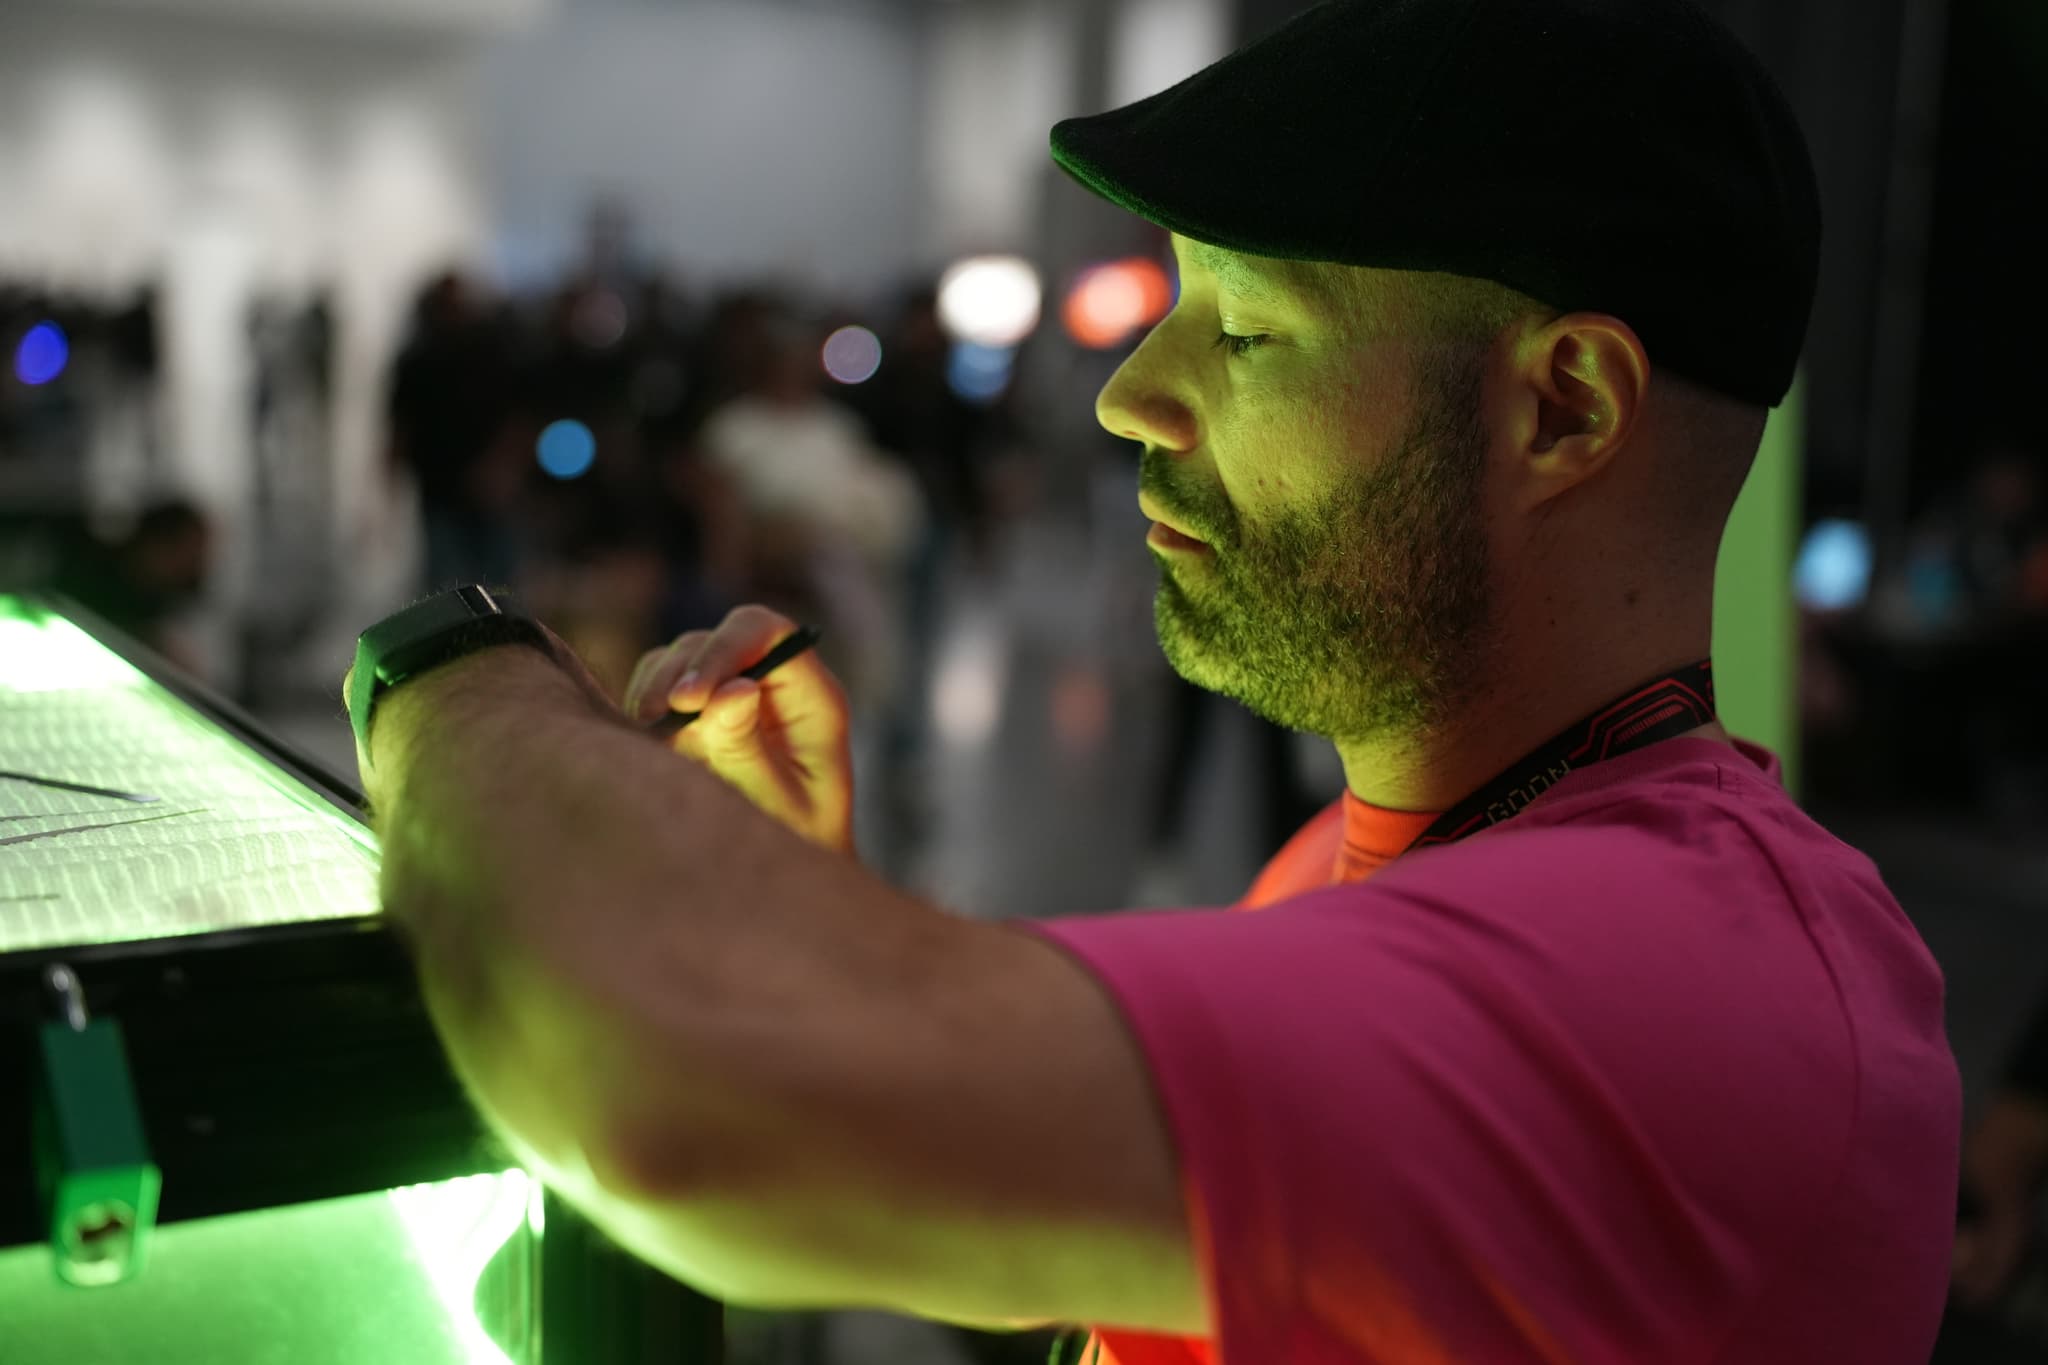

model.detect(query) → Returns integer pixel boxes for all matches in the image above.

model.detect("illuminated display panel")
[0,595,380,953]
[0,1171,539,1365]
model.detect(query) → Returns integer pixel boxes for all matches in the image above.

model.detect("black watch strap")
[350,585,552,758]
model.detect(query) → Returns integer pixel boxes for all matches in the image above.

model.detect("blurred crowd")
[389,223,1010,715]
[376,222,1030,875]
[1,211,1023,837]
[1802,443,2048,829]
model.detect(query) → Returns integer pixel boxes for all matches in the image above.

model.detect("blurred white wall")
[922,0,1081,261]
[0,5,497,656]
[1107,0,1233,108]
[62,0,546,31]
[476,0,1233,292]
[477,0,926,296]
[921,0,1231,262]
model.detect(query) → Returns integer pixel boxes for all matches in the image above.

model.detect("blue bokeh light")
[14,322,70,386]
[946,343,1015,405]
[536,419,597,480]
[1793,518,1874,612]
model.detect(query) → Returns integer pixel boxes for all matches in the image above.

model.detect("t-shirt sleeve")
[1024,854,1839,1364]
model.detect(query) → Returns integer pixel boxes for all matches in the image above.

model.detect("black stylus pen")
[646,625,824,740]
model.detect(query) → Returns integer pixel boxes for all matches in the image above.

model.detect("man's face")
[1096,237,1496,744]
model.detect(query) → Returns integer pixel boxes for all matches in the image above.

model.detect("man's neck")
[1335,647,1731,813]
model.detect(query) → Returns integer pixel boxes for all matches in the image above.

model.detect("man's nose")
[1095,333,1197,454]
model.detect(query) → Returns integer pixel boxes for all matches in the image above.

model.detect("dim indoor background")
[0,0,2044,1361]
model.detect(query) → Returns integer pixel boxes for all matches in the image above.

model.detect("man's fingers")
[627,645,684,722]
[665,606,800,712]
[623,651,660,720]
[630,631,712,722]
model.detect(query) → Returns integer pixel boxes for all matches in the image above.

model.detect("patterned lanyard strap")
[1408,660,1716,851]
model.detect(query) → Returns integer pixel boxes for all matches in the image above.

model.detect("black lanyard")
[1408,660,1717,851]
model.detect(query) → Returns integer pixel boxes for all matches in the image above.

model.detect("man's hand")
[623,605,855,855]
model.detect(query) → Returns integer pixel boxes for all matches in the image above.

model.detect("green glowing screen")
[0,1170,539,1365]
[0,594,380,953]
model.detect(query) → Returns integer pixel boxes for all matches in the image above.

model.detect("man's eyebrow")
[1174,239,1288,304]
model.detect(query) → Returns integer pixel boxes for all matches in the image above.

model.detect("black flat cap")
[1051,0,1821,408]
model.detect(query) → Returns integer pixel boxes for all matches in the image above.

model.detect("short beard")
[1146,350,1495,745]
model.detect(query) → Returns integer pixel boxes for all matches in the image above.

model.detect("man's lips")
[1147,522,1210,553]
[1138,493,1209,549]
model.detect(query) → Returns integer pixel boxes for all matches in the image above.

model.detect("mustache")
[1137,454,1228,546]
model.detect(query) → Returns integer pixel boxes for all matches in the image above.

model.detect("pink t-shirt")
[1031,738,1960,1364]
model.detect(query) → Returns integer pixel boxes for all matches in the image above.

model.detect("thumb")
[697,678,764,761]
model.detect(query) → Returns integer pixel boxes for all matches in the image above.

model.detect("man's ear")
[1511,313,1650,508]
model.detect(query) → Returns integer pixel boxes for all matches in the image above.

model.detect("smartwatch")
[349,585,553,759]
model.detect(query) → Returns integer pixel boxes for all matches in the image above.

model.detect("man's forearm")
[354,646,1191,1323]
[365,646,919,1200]
[370,647,702,950]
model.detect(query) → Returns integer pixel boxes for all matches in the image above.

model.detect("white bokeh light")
[936,254,1042,349]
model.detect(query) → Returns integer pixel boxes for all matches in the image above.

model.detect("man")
[346,2,1961,1361]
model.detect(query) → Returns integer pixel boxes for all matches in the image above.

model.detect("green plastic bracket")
[34,1011,162,1288]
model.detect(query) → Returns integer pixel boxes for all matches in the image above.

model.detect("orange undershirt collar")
[1335,791,1442,884]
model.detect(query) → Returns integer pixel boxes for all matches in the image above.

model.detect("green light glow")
[1712,374,1803,794]
[389,1169,538,1365]
[0,604,151,693]
[0,1174,538,1363]
[2,598,540,1361]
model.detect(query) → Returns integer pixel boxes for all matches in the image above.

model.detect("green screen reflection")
[0,1170,539,1365]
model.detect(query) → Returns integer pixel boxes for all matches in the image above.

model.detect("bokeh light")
[821,325,884,385]
[1063,258,1173,350]
[1794,518,1874,612]
[946,343,1015,405]
[936,255,1042,349]
[536,419,597,480]
[14,322,70,386]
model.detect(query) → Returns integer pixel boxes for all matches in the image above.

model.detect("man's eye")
[1213,331,1271,358]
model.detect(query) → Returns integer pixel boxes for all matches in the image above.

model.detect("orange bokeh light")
[1062,258,1174,349]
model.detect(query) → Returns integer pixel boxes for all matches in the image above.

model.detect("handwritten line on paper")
[0,770,159,804]
[0,808,207,848]
[0,809,136,824]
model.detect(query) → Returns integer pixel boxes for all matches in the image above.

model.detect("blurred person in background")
[345,4,1958,1363]
[1950,445,2048,826]
[845,282,1004,830]
[695,308,921,719]
[1943,989,2048,1360]
[507,266,663,695]
[387,270,524,592]
[54,498,213,676]
[629,270,750,643]
[1862,439,2048,825]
